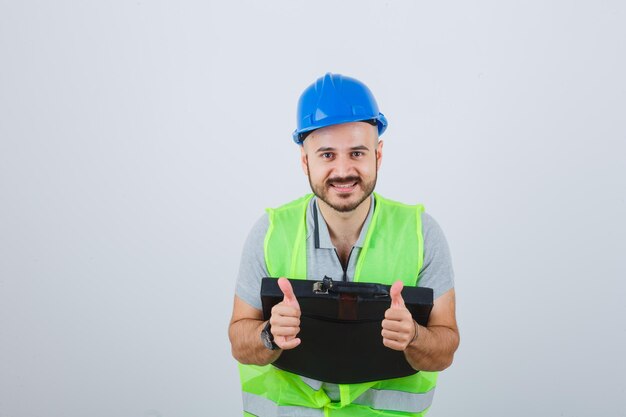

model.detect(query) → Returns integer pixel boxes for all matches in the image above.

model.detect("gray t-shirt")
[236,195,454,310]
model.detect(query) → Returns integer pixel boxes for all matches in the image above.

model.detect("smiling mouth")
[330,181,358,193]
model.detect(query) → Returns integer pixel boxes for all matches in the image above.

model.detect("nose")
[331,154,357,178]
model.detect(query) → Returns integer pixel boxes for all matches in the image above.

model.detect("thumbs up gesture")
[382,281,418,351]
[269,277,302,350]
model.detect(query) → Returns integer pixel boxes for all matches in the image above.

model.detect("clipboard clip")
[313,276,334,294]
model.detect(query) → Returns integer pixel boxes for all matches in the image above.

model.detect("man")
[229,73,459,416]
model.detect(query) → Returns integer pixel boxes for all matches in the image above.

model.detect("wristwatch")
[260,320,279,350]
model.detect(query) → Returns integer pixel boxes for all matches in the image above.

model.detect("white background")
[1,1,625,416]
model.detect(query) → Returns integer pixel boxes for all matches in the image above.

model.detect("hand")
[381,281,418,351]
[269,277,302,350]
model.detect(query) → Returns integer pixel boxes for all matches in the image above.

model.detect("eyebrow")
[315,145,370,153]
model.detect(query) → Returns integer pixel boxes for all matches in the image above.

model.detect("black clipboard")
[261,277,433,384]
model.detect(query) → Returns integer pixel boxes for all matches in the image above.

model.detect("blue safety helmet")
[292,73,388,144]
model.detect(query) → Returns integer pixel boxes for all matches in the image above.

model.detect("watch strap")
[261,320,279,350]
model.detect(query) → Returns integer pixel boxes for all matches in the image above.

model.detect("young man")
[229,73,459,416]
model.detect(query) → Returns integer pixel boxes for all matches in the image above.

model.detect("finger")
[382,329,407,346]
[390,280,405,308]
[276,337,301,350]
[272,326,301,337]
[381,319,413,333]
[382,337,405,351]
[381,328,407,342]
[278,277,300,309]
[271,304,301,320]
[384,308,412,321]
[270,315,300,327]
[381,328,412,351]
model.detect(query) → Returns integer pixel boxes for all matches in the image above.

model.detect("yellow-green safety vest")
[239,193,438,417]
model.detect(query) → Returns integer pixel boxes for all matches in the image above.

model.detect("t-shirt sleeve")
[234,213,269,311]
[418,212,455,300]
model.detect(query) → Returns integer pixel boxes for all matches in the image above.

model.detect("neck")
[317,196,372,248]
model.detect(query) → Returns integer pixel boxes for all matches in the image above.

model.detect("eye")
[352,151,364,157]
[321,152,334,159]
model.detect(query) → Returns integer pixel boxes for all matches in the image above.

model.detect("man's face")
[300,121,383,213]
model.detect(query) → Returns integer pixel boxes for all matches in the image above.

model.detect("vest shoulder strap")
[264,194,313,278]
[355,193,425,285]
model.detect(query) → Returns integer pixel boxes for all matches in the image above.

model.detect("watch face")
[261,324,277,350]
[261,330,274,350]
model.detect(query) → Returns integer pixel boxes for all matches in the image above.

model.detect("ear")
[376,139,384,170]
[300,145,309,176]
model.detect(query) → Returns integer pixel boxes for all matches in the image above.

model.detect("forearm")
[404,323,459,371]
[229,318,281,366]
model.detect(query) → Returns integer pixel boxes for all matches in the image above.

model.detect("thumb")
[278,277,300,308]
[390,280,405,308]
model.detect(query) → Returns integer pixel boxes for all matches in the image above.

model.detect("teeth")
[334,183,355,187]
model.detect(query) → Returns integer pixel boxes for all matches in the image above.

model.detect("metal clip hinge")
[313,276,334,294]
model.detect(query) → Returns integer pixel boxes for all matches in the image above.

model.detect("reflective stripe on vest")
[299,376,324,391]
[302,378,435,413]
[353,387,435,413]
[239,193,436,416]
[243,385,434,415]
[243,392,324,417]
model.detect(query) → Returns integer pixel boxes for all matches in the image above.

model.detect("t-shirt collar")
[312,195,376,250]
